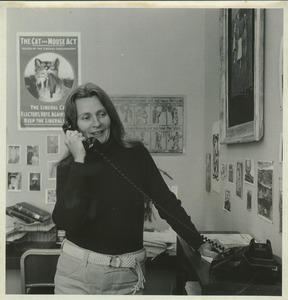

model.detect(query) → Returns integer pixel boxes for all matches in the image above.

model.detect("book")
[14,219,55,232]
[6,206,38,224]
[13,202,51,222]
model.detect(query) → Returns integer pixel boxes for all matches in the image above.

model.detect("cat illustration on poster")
[34,57,70,100]
[24,53,74,102]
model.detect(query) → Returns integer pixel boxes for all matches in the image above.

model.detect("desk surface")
[177,236,282,296]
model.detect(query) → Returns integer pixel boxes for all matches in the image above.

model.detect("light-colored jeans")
[54,242,146,295]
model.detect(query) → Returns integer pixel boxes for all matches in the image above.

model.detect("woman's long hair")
[58,83,153,220]
[58,83,139,166]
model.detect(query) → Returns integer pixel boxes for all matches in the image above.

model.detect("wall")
[6,7,283,258]
[6,8,207,230]
[203,9,283,257]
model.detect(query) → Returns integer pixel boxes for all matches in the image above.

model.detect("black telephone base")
[209,239,281,283]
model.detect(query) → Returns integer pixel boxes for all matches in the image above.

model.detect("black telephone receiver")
[62,121,225,253]
[62,121,102,152]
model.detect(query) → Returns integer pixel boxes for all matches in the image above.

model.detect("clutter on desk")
[6,202,55,242]
[143,227,176,258]
[201,233,254,263]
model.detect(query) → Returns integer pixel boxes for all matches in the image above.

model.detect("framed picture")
[219,9,264,144]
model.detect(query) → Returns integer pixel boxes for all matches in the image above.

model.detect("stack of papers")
[143,227,177,257]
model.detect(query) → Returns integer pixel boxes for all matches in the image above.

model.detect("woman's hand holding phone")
[65,130,86,163]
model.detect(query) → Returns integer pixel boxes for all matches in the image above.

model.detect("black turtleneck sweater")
[52,139,204,255]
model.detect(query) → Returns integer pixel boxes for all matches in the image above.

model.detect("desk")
[176,236,282,296]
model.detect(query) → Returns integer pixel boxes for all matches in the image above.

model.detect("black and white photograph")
[7,172,22,191]
[223,189,231,212]
[46,135,60,154]
[247,189,252,210]
[228,163,234,183]
[26,145,40,166]
[244,158,254,185]
[28,172,41,191]
[46,188,57,204]
[236,161,243,198]
[7,145,21,164]
[257,161,274,222]
[3,2,285,297]
[47,161,57,180]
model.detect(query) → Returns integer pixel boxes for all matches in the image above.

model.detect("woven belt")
[62,240,146,268]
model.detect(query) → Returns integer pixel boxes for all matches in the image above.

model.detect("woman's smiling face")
[76,96,111,144]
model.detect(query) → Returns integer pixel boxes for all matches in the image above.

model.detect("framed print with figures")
[219,9,264,144]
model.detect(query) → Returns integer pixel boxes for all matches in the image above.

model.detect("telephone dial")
[62,121,281,282]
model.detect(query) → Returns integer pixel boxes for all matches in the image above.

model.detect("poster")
[17,33,80,129]
[112,96,184,153]
[257,161,274,222]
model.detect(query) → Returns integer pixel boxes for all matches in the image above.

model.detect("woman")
[52,83,218,295]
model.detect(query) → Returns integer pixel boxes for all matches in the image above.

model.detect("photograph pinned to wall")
[223,189,231,212]
[113,96,184,153]
[28,172,41,191]
[46,188,56,204]
[7,172,22,191]
[236,161,243,198]
[221,163,227,181]
[244,158,254,185]
[47,161,57,180]
[7,145,21,164]
[219,9,264,144]
[46,135,60,154]
[212,121,220,193]
[247,189,252,210]
[228,163,234,183]
[257,161,273,223]
[27,145,40,166]
[17,32,80,130]
[206,153,211,192]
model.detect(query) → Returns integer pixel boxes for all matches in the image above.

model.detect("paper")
[201,233,254,263]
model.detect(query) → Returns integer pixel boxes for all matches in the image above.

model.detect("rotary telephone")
[62,121,281,282]
[210,239,281,282]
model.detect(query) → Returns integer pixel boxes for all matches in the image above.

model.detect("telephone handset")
[62,121,228,254]
[62,121,102,151]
